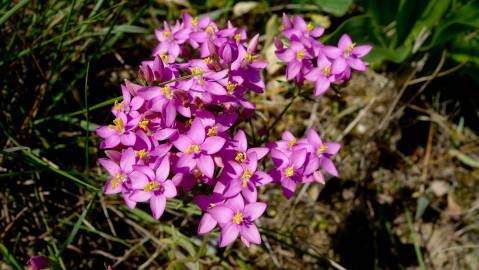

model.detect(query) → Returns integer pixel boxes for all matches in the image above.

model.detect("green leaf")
[395,0,429,46]
[314,0,353,17]
[364,0,400,26]
[422,1,479,50]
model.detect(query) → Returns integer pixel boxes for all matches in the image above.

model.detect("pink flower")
[173,118,226,178]
[27,256,49,270]
[209,197,266,247]
[269,147,307,199]
[129,156,177,219]
[301,129,341,181]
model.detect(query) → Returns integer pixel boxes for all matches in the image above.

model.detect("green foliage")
[323,0,479,64]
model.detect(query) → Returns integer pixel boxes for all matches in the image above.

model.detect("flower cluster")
[96,13,357,247]
[275,14,372,96]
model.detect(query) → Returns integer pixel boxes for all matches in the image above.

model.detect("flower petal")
[98,158,120,176]
[209,206,234,224]
[219,223,240,247]
[198,154,215,178]
[243,202,266,220]
[198,213,218,235]
[240,224,261,245]
[129,190,152,202]
[162,180,177,198]
[202,136,226,154]
[150,195,166,219]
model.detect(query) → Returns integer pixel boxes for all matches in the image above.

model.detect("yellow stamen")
[109,118,125,133]
[139,119,149,131]
[296,50,305,60]
[207,126,218,136]
[136,149,148,160]
[185,144,201,154]
[284,165,294,177]
[234,34,242,44]
[111,172,127,189]
[203,57,213,64]
[322,65,331,76]
[113,100,124,111]
[191,67,204,76]
[343,43,356,58]
[208,203,216,209]
[287,138,297,149]
[316,145,329,156]
[185,119,192,127]
[241,168,253,180]
[192,17,198,27]
[159,53,170,62]
[193,169,202,178]
[235,152,247,163]
[163,31,172,38]
[206,25,215,34]
[232,211,243,225]
[245,53,254,63]
[161,86,173,99]
[111,179,120,189]
[144,181,161,192]
[307,22,314,32]
[226,81,237,94]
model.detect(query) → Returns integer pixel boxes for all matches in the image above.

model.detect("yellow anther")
[193,169,202,178]
[185,119,192,127]
[296,50,305,60]
[111,172,127,189]
[316,145,329,156]
[192,17,198,27]
[136,149,148,160]
[226,81,237,93]
[159,53,170,62]
[307,22,314,32]
[208,203,216,209]
[144,181,161,192]
[241,168,253,180]
[163,31,172,38]
[234,34,242,44]
[109,118,125,133]
[232,210,243,225]
[207,126,218,136]
[111,179,120,189]
[287,138,297,148]
[139,119,149,131]
[203,57,213,64]
[235,152,247,163]
[245,53,254,63]
[185,144,201,154]
[343,43,356,58]
[113,100,124,111]
[161,86,173,99]
[206,25,215,34]
[322,65,331,76]
[284,165,294,177]
[191,67,204,76]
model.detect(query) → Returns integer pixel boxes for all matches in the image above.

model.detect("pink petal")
[150,195,166,219]
[338,34,352,50]
[173,135,193,153]
[304,156,320,176]
[188,118,205,144]
[254,171,273,185]
[240,224,261,245]
[164,102,177,127]
[306,129,322,146]
[176,154,196,172]
[352,45,372,57]
[314,171,325,184]
[241,186,257,203]
[332,58,347,74]
[282,177,296,199]
[286,61,302,80]
[322,46,342,58]
[155,156,170,182]
[96,126,115,138]
[98,158,120,176]
[104,179,122,194]
[209,206,234,224]
[138,86,161,100]
[243,202,266,220]
[321,158,339,177]
[120,148,136,173]
[198,154,215,178]
[129,171,149,189]
[219,223,240,247]
[291,149,307,169]
[314,76,330,96]
[348,58,367,71]
[202,136,226,154]
[198,213,217,235]
[205,81,227,95]
[223,179,243,198]
[304,67,321,81]
[100,135,120,149]
[120,132,136,146]
[270,149,289,167]
[324,142,341,155]
[162,180,177,198]
[248,147,269,160]
[276,48,294,62]
[129,190,152,202]
[233,130,248,152]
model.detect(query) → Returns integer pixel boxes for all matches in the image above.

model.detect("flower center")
[191,67,204,76]
[284,165,294,177]
[234,34,242,44]
[203,57,213,64]
[185,144,201,154]
[235,152,247,163]
[159,52,170,62]
[192,17,198,27]
[233,210,243,225]
[343,43,356,58]
[113,100,124,112]
[193,169,203,178]
[109,118,125,134]
[245,53,254,63]
[144,181,161,192]
[241,168,253,188]
[139,119,149,131]
[208,203,216,209]
[161,86,173,99]
[136,149,148,160]
[226,81,237,94]
[316,145,329,156]
[307,22,314,32]
[207,126,218,136]
[111,172,127,189]
[296,50,305,60]
[287,138,297,148]
[322,65,331,76]
[185,119,192,127]
[206,25,215,35]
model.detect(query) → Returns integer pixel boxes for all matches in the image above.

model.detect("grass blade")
[0,0,28,25]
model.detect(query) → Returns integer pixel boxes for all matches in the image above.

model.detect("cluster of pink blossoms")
[96,14,369,247]
[275,14,372,96]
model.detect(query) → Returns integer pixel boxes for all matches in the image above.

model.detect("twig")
[337,96,377,141]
